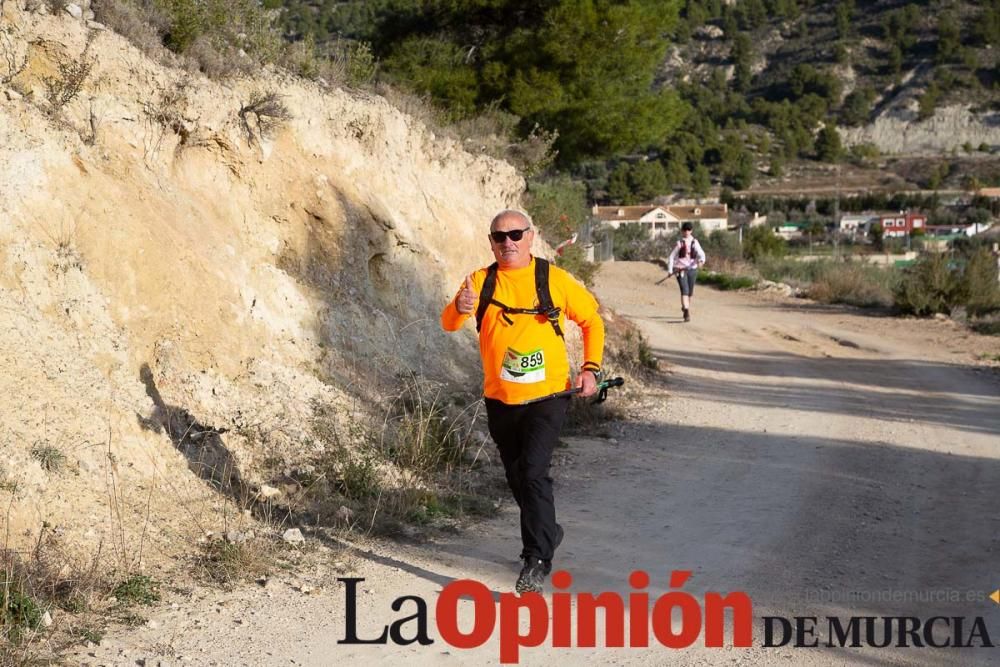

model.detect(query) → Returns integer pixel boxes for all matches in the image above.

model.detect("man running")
[441,209,605,594]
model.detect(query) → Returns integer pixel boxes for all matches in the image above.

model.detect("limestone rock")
[281,528,304,544]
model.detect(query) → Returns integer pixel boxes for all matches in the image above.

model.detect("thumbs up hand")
[455,275,478,314]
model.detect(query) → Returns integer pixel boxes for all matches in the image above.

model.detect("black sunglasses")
[489,228,531,243]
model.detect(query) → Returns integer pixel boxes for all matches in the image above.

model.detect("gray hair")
[490,208,533,231]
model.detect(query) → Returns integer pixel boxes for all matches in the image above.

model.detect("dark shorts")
[676,268,698,296]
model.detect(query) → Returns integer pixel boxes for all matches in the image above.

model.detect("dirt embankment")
[0,2,524,569]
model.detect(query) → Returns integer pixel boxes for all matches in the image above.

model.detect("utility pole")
[834,164,841,259]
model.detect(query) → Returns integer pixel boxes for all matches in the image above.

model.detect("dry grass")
[806,263,895,308]
[283,372,499,538]
[92,0,176,66]
[756,257,896,308]
[1,521,113,662]
[379,373,477,476]
[194,537,279,586]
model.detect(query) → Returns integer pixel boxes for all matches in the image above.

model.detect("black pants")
[485,395,569,563]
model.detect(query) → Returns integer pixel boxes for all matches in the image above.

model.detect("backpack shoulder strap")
[475,263,499,333]
[534,258,564,338]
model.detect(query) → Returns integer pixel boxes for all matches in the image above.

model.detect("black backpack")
[474,258,563,337]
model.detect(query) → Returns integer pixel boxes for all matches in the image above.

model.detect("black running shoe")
[515,557,547,594]
[683,308,690,322]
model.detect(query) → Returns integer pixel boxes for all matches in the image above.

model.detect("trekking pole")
[518,377,625,406]
[656,270,685,284]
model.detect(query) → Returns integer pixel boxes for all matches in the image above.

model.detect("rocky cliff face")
[842,101,1000,155]
[0,3,523,564]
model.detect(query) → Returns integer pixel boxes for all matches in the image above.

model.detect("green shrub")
[97,0,296,79]
[755,258,896,308]
[971,319,1000,336]
[963,248,1000,317]
[815,124,843,161]
[613,223,651,260]
[555,244,599,287]
[704,230,742,261]
[893,254,961,315]
[78,627,104,644]
[334,40,378,86]
[112,575,160,606]
[743,226,787,262]
[1,574,42,643]
[699,271,757,290]
[336,455,381,500]
[806,262,895,308]
[404,490,495,525]
[610,327,657,373]
[526,176,588,241]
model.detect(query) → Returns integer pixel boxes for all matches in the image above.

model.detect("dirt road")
[73,261,1000,666]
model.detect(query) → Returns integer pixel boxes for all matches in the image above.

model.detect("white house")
[592,203,729,237]
[838,214,878,235]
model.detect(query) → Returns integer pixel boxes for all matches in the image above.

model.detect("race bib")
[500,347,546,384]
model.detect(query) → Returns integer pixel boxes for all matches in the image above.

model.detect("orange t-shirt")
[441,258,604,404]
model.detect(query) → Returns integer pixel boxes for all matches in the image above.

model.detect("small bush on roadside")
[1,531,111,654]
[383,376,471,476]
[196,537,276,585]
[806,262,895,308]
[893,253,961,316]
[971,318,1000,336]
[1,572,43,644]
[403,490,495,525]
[703,229,742,261]
[743,225,787,262]
[335,454,381,501]
[111,574,159,606]
[963,248,1000,317]
[699,271,757,290]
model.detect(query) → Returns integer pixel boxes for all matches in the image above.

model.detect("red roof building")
[878,212,926,238]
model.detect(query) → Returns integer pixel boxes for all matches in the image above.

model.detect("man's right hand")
[455,275,478,314]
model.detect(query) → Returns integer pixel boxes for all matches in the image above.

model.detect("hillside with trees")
[260,0,1000,203]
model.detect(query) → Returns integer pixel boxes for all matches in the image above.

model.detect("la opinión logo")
[337,569,753,663]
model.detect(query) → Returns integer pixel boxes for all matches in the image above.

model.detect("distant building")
[878,212,926,238]
[592,204,728,237]
[774,221,808,240]
[838,214,879,236]
[926,223,993,238]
